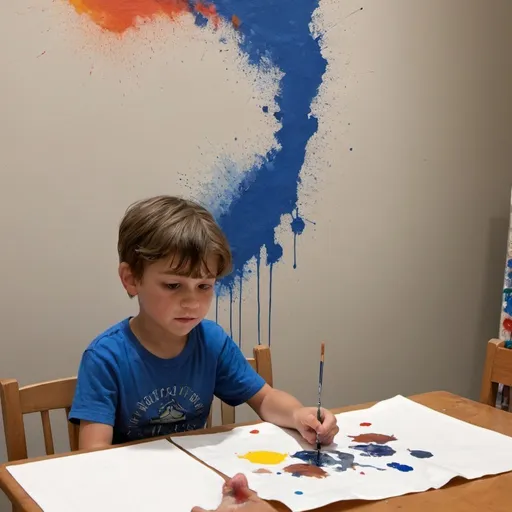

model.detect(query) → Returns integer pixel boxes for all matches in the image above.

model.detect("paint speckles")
[360,422,372,427]
[67,0,219,34]
[249,429,260,434]
[238,451,288,465]
[387,462,414,472]
[283,463,328,479]
[348,433,397,444]
[408,449,433,459]
[351,444,396,457]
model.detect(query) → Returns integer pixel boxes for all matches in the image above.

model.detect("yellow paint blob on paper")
[238,451,288,465]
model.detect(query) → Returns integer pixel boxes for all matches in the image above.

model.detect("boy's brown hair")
[118,195,232,280]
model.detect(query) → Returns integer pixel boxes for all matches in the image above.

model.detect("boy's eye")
[166,283,180,290]
[199,284,212,290]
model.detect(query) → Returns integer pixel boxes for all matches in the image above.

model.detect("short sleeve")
[214,336,266,407]
[68,349,118,426]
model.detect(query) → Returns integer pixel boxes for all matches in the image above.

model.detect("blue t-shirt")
[69,318,265,444]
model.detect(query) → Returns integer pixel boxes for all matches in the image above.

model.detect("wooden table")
[1,391,511,511]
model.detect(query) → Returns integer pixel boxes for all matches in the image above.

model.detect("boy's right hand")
[192,473,277,512]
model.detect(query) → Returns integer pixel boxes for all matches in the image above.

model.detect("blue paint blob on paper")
[408,449,433,459]
[294,491,304,495]
[387,462,414,472]
[507,259,512,269]
[292,450,340,467]
[351,444,396,457]
[292,449,386,472]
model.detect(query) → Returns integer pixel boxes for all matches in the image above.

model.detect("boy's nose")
[181,295,200,308]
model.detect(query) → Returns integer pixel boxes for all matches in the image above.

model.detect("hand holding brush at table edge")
[192,473,277,512]
[292,406,338,446]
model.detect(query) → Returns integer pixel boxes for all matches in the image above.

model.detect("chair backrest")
[0,377,79,462]
[480,339,512,406]
[207,345,273,427]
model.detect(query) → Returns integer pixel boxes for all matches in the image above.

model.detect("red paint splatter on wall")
[68,0,219,34]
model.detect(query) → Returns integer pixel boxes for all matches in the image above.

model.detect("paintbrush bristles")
[320,342,325,361]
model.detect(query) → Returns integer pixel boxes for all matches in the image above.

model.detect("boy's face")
[119,256,217,339]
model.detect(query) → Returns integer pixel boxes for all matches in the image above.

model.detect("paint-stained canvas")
[496,189,512,409]
[500,189,512,346]
[174,396,512,511]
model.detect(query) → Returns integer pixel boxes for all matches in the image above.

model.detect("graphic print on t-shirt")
[127,384,206,439]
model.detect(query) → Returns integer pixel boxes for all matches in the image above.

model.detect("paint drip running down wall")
[66,0,327,348]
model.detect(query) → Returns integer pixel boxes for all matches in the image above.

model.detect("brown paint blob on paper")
[283,464,328,479]
[253,468,272,474]
[348,433,397,444]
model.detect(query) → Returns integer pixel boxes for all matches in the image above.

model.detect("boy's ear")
[118,262,138,297]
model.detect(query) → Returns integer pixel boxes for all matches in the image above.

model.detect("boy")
[69,195,338,449]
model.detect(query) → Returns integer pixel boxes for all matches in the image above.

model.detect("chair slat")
[40,410,55,455]
[254,346,273,387]
[20,377,77,414]
[0,379,28,461]
[480,339,512,407]
[491,347,512,387]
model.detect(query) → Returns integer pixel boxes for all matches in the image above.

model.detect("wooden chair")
[480,338,512,407]
[207,345,273,427]
[0,377,79,463]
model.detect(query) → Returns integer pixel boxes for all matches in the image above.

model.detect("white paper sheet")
[173,395,512,511]
[7,439,224,512]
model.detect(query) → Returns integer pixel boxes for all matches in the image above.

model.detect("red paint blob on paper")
[250,429,260,434]
[360,422,372,427]
[360,471,365,475]
[349,433,397,444]
[504,318,512,332]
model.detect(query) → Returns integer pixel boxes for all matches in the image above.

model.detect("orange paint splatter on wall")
[231,14,241,30]
[68,0,219,34]
[195,2,220,28]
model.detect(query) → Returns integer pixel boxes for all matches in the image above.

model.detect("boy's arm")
[69,349,118,450]
[247,383,303,429]
[79,421,113,450]
[248,384,339,445]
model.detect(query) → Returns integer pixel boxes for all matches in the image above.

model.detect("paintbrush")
[315,342,325,466]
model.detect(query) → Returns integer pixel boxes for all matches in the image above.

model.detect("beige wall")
[1,0,512,509]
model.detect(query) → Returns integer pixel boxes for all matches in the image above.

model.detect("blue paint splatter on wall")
[205,0,327,346]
